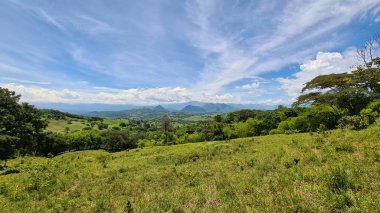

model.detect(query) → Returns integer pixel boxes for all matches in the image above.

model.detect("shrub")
[269,128,284,134]
[97,123,109,130]
[37,132,68,156]
[137,139,155,148]
[119,122,128,127]
[1,169,20,175]
[360,108,377,125]
[367,99,380,114]
[337,115,369,130]
[82,127,92,131]
[101,130,137,151]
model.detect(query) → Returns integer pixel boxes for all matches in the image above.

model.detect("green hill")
[181,105,207,113]
[1,123,380,212]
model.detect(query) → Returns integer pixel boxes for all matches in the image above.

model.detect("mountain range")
[33,102,276,114]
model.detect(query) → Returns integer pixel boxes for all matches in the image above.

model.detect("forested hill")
[83,103,236,120]
[40,109,103,121]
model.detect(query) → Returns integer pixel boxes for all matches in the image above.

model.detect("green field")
[1,123,380,212]
[46,118,130,133]
[47,119,88,133]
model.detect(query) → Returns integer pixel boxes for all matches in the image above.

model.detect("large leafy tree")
[0,87,47,157]
[293,62,380,115]
[293,73,372,115]
[294,32,380,114]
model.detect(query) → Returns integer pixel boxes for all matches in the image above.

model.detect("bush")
[360,108,377,125]
[337,115,371,130]
[269,128,284,135]
[97,123,109,130]
[137,139,155,148]
[37,132,68,156]
[367,99,380,114]
[82,127,92,131]
[119,122,127,127]
[112,126,121,130]
[101,130,137,151]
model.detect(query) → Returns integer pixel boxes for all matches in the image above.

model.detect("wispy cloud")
[38,9,66,31]
[0,77,50,85]
[186,0,379,94]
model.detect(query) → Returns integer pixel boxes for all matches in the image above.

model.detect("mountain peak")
[153,105,168,112]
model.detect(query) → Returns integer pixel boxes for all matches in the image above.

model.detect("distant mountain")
[33,101,278,115]
[181,105,206,113]
[230,104,277,110]
[180,103,236,113]
[33,103,143,114]
[202,103,236,113]
[161,101,205,111]
[153,105,169,112]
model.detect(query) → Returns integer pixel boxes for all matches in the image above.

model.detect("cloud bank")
[1,83,238,105]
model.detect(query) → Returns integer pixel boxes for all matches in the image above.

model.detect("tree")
[161,115,171,133]
[354,32,380,95]
[102,130,136,151]
[0,87,47,155]
[214,114,223,123]
[0,135,18,166]
[353,67,380,95]
[97,123,108,130]
[293,73,371,115]
[294,32,380,115]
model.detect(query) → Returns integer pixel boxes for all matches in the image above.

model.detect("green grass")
[46,118,129,133]
[1,124,380,212]
[182,113,219,122]
[103,118,129,127]
[47,119,88,133]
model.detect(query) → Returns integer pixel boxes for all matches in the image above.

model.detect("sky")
[1,0,380,106]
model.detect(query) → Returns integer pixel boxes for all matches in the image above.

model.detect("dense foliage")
[0,87,47,162]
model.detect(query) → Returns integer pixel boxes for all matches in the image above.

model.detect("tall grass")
[1,123,380,212]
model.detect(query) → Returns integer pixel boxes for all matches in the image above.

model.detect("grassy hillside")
[46,118,130,133]
[47,119,88,133]
[1,123,380,212]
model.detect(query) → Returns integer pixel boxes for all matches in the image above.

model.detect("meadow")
[46,118,130,133]
[1,122,380,212]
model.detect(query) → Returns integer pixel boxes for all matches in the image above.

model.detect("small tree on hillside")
[161,115,171,133]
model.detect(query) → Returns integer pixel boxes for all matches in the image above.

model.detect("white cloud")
[276,49,360,98]
[0,83,238,105]
[236,82,260,90]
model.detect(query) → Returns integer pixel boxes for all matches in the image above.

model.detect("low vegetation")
[1,122,380,212]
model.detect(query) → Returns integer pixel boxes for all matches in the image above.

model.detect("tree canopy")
[0,87,47,157]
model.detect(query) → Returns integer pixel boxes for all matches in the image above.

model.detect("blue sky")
[1,0,380,106]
